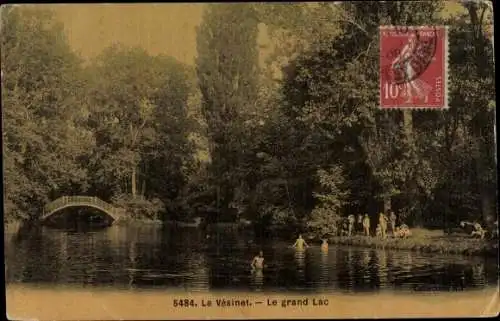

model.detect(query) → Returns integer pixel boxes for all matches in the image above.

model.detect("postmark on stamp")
[379,26,448,109]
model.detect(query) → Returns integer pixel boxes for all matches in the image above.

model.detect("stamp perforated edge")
[378,25,450,110]
[443,25,449,110]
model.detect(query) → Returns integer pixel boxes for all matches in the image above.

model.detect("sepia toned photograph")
[2,1,498,319]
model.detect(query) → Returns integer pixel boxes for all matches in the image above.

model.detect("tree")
[1,6,93,221]
[85,45,194,212]
[276,1,447,228]
[195,4,260,220]
[307,166,350,238]
[437,0,496,228]
[459,0,496,227]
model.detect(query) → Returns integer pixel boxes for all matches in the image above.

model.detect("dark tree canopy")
[2,3,496,236]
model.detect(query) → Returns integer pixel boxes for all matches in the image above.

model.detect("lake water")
[4,222,498,293]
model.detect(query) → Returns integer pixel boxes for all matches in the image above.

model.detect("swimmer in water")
[321,239,328,251]
[291,234,309,250]
[251,251,265,271]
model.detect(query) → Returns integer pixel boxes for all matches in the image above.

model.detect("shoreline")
[327,235,498,257]
[114,218,163,225]
[5,220,498,258]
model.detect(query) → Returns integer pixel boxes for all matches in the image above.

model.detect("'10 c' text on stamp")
[379,26,448,109]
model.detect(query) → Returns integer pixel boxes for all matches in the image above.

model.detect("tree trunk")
[216,185,220,218]
[466,3,488,78]
[476,149,495,226]
[467,2,496,230]
[141,179,146,197]
[131,167,137,198]
[481,192,494,226]
[383,196,391,213]
[402,110,422,227]
[402,110,413,144]
[413,206,423,228]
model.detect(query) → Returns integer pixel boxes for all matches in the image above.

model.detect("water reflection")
[377,249,388,289]
[294,249,306,283]
[250,269,264,292]
[471,262,486,287]
[184,252,210,292]
[342,247,355,291]
[56,232,69,284]
[361,249,372,283]
[318,249,330,292]
[4,222,498,293]
[127,237,137,288]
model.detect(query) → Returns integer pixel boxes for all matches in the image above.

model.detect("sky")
[37,2,466,67]
[45,4,206,66]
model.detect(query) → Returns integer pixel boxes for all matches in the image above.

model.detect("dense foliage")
[2,3,496,236]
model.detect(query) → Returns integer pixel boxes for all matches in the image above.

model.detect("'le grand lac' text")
[173,297,329,308]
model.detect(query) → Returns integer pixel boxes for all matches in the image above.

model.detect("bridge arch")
[42,196,125,223]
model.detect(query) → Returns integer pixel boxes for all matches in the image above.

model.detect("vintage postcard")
[3,1,498,320]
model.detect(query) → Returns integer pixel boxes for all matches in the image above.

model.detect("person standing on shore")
[357,214,363,234]
[379,212,388,238]
[362,214,371,236]
[389,210,397,236]
[347,214,355,237]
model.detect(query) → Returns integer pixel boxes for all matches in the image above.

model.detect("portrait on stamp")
[3,1,498,320]
[380,26,448,109]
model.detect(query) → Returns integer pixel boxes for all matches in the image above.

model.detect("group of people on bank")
[248,215,498,273]
[459,220,498,240]
[339,211,411,238]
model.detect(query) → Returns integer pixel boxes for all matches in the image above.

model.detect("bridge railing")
[43,196,120,217]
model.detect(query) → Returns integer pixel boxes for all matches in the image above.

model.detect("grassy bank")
[113,217,163,225]
[328,229,498,257]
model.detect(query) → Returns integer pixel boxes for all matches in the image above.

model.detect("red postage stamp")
[379,26,448,109]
